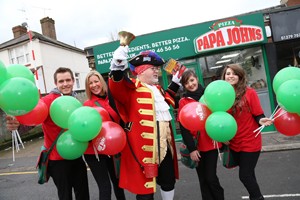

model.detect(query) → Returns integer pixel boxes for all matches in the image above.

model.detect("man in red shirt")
[6,67,89,200]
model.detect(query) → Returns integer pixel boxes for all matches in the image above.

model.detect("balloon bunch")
[49,96,101,160]
[49,96,126,159]
[271,66,300,136]
[0,61,39,116]
[0,60,40,161]
[203,80,237,142]
[178,80,237,142]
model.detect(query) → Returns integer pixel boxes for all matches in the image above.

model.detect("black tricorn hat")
[129,51,165,69]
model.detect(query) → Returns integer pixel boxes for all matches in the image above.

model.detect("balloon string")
[13,131,19,152]
[93,144,100,162]
[253,105,280,134]
[254,105,281,138]
[270,105,280,119]
[272,110,287,121]
[254,125,265,138]
[215,141,222,162]
[14,130,25,149]
[12,132,15,162]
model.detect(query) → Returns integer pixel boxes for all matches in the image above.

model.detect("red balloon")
[92,106,111,121]
[179,102,212,131]
[16,99,48,126]
[274,108,300,136]
[92,121,126,155]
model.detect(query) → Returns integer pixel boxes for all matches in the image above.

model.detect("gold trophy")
[118,31,136,46]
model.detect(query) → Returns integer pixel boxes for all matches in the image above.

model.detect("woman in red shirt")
[221,64,273,200]
[84,70,126,200]
[178,69,224,200]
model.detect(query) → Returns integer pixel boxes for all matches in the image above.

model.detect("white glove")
[110,46,129,71]
[172,71,182,86]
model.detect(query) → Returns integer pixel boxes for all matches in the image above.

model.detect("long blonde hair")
[85,70,108,100]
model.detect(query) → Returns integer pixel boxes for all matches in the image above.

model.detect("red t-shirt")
[42,93,65,160]
[228,87,264,152]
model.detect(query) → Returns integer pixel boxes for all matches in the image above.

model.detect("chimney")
[40,17,57,40]
[12,25,27,38]
[281,0,300,6]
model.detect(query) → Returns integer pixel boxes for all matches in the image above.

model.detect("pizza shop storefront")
[92,13,276,141]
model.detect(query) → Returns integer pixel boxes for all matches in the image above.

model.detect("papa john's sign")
[194,17,265,54]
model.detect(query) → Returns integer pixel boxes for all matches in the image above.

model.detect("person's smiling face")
[224,67,239,86]
[55,72,74,95]
[88,75,103,95]
[184,75,199,92]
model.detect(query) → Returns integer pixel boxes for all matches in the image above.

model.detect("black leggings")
[196,149,224,200]
[84,154,125,200]
[231,150,263,199]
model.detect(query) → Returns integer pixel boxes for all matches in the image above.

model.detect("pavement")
[1,131,300,174]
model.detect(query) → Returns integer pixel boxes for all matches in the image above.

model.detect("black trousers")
[231,150,263,199]
[84,154,126,200]
[48,157,89,200]
[136,148,175,200]
[196,149,224,200]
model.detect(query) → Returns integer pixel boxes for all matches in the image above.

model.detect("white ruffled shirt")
[145,84,172,121]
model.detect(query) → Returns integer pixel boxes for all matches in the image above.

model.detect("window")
[199,47,267,90]
[9,45,30,65]
[199,47,272,117]
[75,72,80,89]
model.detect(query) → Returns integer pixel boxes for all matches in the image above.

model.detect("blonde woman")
[84,70,125,200]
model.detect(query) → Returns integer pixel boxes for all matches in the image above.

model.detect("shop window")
[199,47,267,90]
[199,46,272,117]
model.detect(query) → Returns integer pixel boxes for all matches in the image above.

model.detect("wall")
[0,49,10,64]
[39,42,89,93]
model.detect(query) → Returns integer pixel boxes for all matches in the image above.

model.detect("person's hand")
[259,117,273,126]
[6,115,20,131]
[110,46,129,71]
[171,71,182,86]
[190,150,201,162]
[223,141,230,145]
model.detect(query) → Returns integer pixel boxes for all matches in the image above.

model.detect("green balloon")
[68,106,102,142]
[0,77,39,116]
[6,64,35,83]
[273,66,300,94]
[199,95,206,104]
[56,130,88,160]
[50,96,82,129]
[204,80,235,112]
[0,60,8,86]
[277,79,300,114]
[205,111,237,142]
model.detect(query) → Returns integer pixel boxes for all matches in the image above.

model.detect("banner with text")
[93,13,266,73]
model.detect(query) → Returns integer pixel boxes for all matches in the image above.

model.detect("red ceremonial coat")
[109,77,179,194]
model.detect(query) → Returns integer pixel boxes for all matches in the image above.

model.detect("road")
[0,139,300,200]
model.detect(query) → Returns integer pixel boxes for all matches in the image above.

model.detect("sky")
[0,0,281,50]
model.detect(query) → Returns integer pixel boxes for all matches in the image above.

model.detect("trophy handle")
[118,31,136,46]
